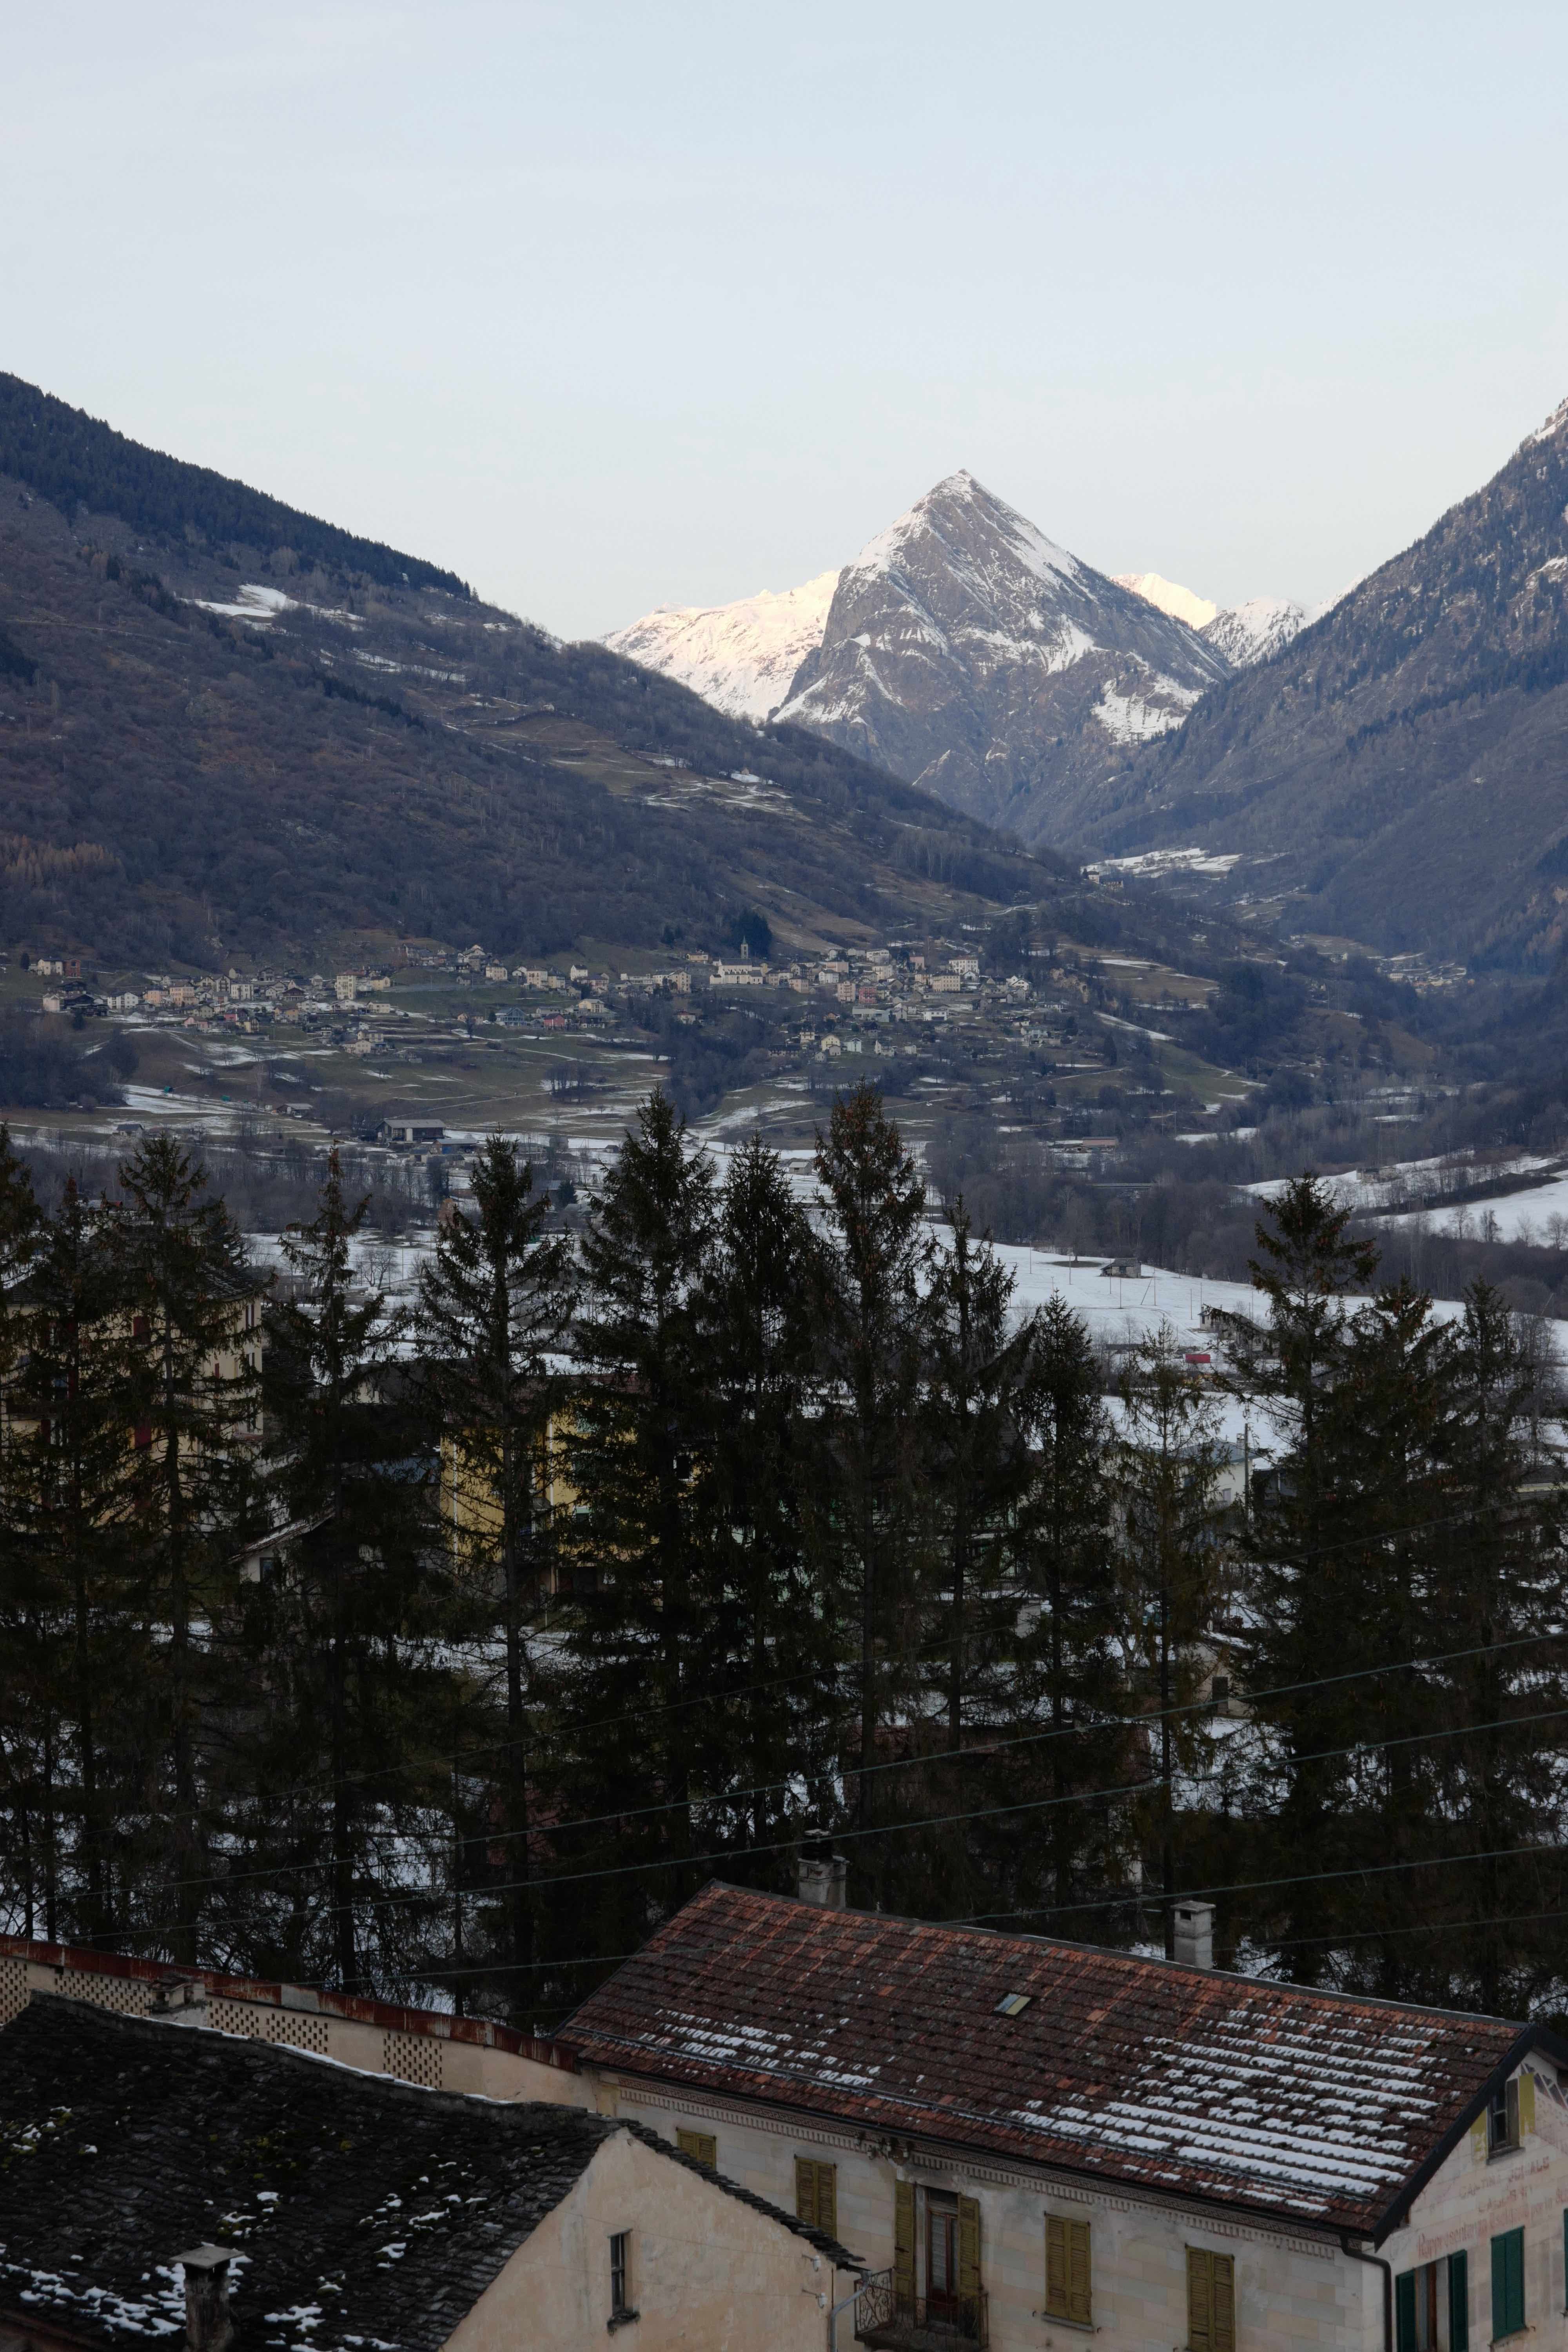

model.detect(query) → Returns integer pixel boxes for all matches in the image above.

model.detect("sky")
[4,3,1568,640]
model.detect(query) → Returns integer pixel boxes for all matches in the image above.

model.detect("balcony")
[853,2269,989,2350]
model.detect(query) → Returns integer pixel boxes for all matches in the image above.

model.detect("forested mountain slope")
[0,381,1073,969]
[1089,396,1568,967]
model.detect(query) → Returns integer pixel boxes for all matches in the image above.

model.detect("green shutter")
[1395,2270,1416,2352]
[1449,2247,1469,2352]
[958,2193,982,2330]
[1492,2227,1525,2337]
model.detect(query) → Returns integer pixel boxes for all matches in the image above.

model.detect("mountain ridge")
[1088,396,1568,965]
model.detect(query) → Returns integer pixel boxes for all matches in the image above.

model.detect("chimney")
[174,2246,235,2352]
[150,1978,209,2028]
[797,1833,848,1911]
[1172,1899,1214,1970]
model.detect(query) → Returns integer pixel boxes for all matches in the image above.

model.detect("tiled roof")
[0,1996,850,2352]
[561,1882,1536,2238]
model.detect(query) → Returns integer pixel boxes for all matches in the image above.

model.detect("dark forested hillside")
[0,385,1075,968]
[1086,396,1568,967]
[0,374,470,597]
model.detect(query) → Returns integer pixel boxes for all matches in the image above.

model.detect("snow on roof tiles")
[561,1882,1529,2236]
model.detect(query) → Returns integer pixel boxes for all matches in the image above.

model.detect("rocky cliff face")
[775,473,1229,844]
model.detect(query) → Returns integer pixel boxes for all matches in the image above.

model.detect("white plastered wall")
[442,2125,845,2352]
[593,2069,1378,2351]
[1382,2057,1568,2348]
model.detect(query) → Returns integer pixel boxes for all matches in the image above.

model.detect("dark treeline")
[2,1094,1566,2033]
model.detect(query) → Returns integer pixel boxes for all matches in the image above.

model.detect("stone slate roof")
[0,1997,850,2352]
[561,1881,1546,2240]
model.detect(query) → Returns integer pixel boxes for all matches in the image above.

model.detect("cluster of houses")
[2,1855,1566,2351]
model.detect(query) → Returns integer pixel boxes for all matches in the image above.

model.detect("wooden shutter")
[958,2194,982,2310]
[1520,2069,1537,2136]
[1448,2247,1469,2352]
[1188,2248,1213,2351]
[894,2180,916,2313]
[795,2156,816,2226]
[1067,2218,1091,2326]
[816,2161,837,2244]
[1491,2228,1524,2339]
[1470,2115,1488,2165]
[1045,2218,1069,2318]
[1395,2270,1416,2352]
[1188,2248,1233,2352]
[1212,2252,1235,2352]
[676,2127,716,2170]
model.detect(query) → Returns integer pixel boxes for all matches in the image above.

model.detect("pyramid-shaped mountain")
[775,472,1229,842]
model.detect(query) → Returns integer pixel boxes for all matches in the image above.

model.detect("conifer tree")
[416,1135,575,2009]
[1013,1292,1125,1926]
[700,1135,836,1853]
[1,1178,138,1947]
[813,1084,927,1842]
[555,1093,720,1970]
[1424,1280,1568,2013]
[1114,1324,1229,1952]
[257,1150,439,1992]
[112,1135,263,1965]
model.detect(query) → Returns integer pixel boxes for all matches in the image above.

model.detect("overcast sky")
[5,3,1567,639]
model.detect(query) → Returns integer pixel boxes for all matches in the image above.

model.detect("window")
[1491,2229,1524,2340]
[675,2127,716,2170]
[795,2156,837,2239]
[1045,2215,1092,2326]
[1187,2248,1235,2352]
[608,2230,634,2328]
[1489,2080,1520,2154]
[1395,2252,1468,2351]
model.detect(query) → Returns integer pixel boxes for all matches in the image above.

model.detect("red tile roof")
[561,1882,1538,2238]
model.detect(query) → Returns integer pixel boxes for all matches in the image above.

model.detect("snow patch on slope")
[1094,676,1201,744]
[1201,596,1309,667]
[604,570,839,723]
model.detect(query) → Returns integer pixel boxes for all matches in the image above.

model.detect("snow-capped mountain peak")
[1201,595,1310,667]
[604,569,839,724]
[1113,572,1218,630]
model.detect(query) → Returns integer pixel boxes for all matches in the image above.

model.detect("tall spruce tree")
[1,1178,139,1947]
[813,1084,927,1847]
[1114,1324,1229,1954]
[1216,1176,1378,1981]
[255,1150,441,1992]
[700,1135,837,1856]
[112,1135,263,1966]
[554,1094,720,1980]
[416,1135,575,2013]
[1012,1292,1126,1929]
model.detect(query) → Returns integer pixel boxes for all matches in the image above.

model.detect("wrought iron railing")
[853,2271,989,2348]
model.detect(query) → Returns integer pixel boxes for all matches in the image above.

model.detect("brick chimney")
[797,1833,847,1910]
[174,2245,235,2352]
[1172,1899,1215,1969]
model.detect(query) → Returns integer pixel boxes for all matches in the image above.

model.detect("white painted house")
[560,1879,1568,2352]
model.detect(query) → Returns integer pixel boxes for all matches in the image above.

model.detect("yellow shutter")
[795,2156,816,2226]
[817,2161,837,2244]
[1188,2248,1213,2352]
[1520,2069,1537,2136]
[1045,2216,1069,2317]
[894,2180,916,2310]
[1213,2252,1235,2352]
[1067,2219,1092,2326]
[1470,2114,1489,2165]
[958,2194,982,2319]
[676,2127,716,2169]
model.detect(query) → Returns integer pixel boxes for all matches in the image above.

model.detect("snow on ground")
[1392,1173,1568,1245]
[1245,1155,1555,1217]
